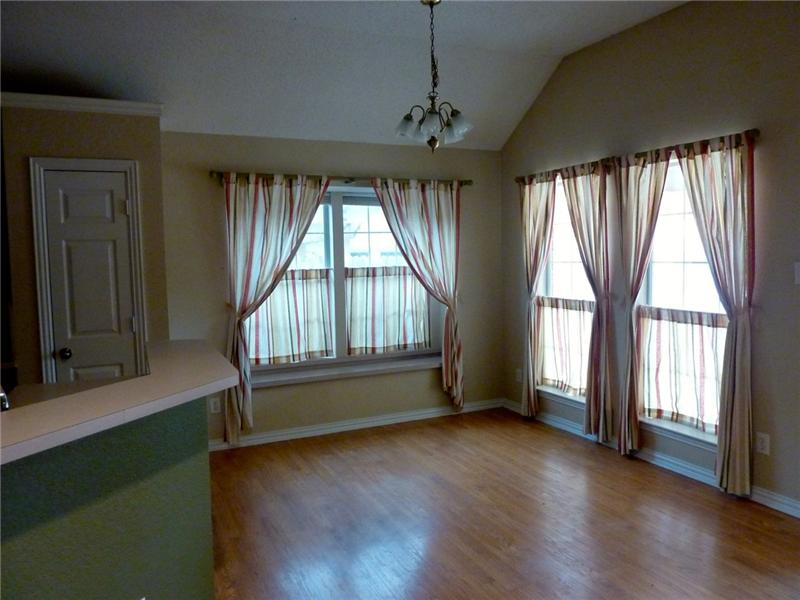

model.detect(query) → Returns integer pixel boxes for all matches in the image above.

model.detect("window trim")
[251,350,442,388]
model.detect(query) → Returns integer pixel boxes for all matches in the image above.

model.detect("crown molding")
[1,92,162,117]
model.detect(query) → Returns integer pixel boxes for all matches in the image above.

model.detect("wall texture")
[1,399,214,600]
[1,107,170,383]
[501,2,800,500]
[161,132,503,439]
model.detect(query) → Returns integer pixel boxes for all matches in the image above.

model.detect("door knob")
[59,347,73,360]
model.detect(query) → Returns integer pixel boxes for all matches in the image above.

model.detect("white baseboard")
[751,486,800,519]
[209,398,506,451]
[635,447,717,487]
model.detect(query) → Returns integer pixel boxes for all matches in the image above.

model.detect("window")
[245,189,434,367]
[637,159,727,434]
[536,177,594,397]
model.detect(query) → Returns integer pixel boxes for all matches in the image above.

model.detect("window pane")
[343,204,369,233]
[368,205,391,232]
[344,232,370,267]
[684,263,723,313]
[306,202,328,233]
[292,232,328,269]
[649,263,684,309]
[684,216,708,262]
[650,214,684,262]
[370,232,405,267]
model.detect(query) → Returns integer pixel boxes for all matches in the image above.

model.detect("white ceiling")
[1,1,680,150]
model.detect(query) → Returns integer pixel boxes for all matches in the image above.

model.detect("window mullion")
[331,192,348,358]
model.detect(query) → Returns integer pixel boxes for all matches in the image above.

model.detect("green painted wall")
[1,399,214,600]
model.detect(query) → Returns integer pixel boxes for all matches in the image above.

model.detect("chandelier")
[395,0,472,152]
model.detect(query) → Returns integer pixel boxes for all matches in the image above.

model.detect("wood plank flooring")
[210,409,800,599]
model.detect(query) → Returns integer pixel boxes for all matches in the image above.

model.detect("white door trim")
[30,157,148,382]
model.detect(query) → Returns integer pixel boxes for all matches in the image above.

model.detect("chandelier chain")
[429,3,439,98]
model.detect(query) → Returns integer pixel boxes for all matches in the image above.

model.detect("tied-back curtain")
[560,164,613,441]
[245,268,334,365]
[677,133,755,495]
[518,174,557,416]
[224,173,331,443]
[346,266,430,355]
[637,305,728,434]
[536,296,595,397]
[615,151,670,454]
[371,178,463,406]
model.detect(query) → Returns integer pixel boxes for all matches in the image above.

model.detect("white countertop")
[1,340,237,464]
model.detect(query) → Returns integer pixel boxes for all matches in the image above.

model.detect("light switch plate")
[209,397,221,414]
[794,262,800,285]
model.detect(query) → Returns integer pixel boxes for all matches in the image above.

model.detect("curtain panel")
[371,178,463,407]
[559,164,614,442]
[536,296,595,397]
[676,133,756,495]
[518,174,557,415]
[245,268,334,365]
[637,305,728,434]
[614,151,670,454]
[346,266,431,355]
[224,173,330,443]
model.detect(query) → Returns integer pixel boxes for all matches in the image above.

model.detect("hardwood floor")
[210,409,800,599]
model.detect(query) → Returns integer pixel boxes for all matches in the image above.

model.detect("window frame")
[250,186,443,385]
[635,158,724,442]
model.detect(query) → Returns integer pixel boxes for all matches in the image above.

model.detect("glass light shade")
[420,109,441,137]
[441,121,464,145]
[449,109,473,136]
[412,122,427,142]
[395,113,416,138]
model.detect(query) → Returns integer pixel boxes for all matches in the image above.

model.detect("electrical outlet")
[755,432,770,455]
[515,368,522,383]
[209,396,221,414]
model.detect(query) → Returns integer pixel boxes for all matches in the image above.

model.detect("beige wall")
[2,108,169,384]
[501,2,800,500]
[161,132,503,439]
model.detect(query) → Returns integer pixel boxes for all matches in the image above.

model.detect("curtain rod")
[209,171,473,187]
[514,128,760,183]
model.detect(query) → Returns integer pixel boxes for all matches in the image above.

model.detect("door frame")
[30,157,148,382]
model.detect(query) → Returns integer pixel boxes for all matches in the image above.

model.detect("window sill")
[536,385,586,410]
[639,416,717,450]
[251,352,442,389]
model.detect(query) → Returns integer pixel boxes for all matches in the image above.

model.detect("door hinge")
[130,315,137,333]
[123,200,131,216]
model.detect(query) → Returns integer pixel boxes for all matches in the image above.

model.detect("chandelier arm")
[408,104,427,120]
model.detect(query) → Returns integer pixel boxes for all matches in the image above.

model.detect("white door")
[32,159,146,383]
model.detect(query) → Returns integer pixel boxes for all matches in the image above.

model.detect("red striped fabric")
[345,266,430,355]
[372,178,463,406]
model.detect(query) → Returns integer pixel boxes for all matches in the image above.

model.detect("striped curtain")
[677,132,755,496]
[537,296,595,397]
[615,151,670,454]
[245,269,334,364]
[560,164,613,442]
[372,178,463,407]
[518,174,557,416]
[346,266,430,355]
[638,306,728,434]
[224,173,330,443]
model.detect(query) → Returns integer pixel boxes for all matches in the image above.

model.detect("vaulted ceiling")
[1,1,680,150]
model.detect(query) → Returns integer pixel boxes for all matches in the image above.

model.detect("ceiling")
[1,1,680,150]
